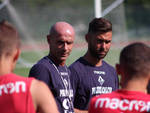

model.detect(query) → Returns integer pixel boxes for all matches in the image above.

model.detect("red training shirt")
[0,73,35,113]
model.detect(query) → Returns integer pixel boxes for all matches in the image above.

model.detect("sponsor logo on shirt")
[60,72,68,76]
[60,89,73,97]
[0,81,26,95]
[94,71,105,75]
[63,98,74,113]
[94,97,150,112]
[92,87,112,95]
[59,89,74,113]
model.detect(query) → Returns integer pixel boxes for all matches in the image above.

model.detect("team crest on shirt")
[98,76,105,85]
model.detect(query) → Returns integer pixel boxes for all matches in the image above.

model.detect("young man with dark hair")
[0,20,59,113]
[89,42,150,113]
[69,18,119,113]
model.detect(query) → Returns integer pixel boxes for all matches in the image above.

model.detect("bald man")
[29,22,75,113]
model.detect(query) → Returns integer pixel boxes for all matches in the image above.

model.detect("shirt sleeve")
[28,64,51,86]
[113,69,119,90]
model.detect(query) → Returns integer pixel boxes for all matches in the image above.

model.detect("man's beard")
[89,46,108,60]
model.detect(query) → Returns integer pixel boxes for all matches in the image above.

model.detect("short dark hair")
[0,20,20,57]
[120,42,150,79]
[88,18,112,34]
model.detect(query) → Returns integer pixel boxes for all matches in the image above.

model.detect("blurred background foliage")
[0,0,150,39]
[124,0,150,38]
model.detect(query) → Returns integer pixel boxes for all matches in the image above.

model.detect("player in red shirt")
[88,42,150,113]
[0,20,59,113]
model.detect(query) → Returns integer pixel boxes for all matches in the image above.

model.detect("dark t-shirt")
[69,57,119,110]
[29,56,74,113]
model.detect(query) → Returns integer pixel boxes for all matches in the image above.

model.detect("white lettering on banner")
[95,98,150,112]
[0,81,26,96]
[60,89,73,97]
[92,87,112,95]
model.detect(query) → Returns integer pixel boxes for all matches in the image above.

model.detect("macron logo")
[0,81,26,96]
[95,98,150,112]
[94,71,105,75]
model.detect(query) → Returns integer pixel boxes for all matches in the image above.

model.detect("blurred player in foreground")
[0,20,59,113]
[89,42,150,113]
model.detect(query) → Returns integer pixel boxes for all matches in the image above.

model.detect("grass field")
[14,48,121,77]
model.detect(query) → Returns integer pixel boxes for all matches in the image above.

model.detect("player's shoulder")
[102,60,114,68]
[8,73,26,79]
[31,56,53,70]
[70,57,82,66]
[3,73,34,84]
[30,79,50,96]
[36,56,50,65]
[102,60,116,72]
[69,57,87,69]
[31,79,47,88]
